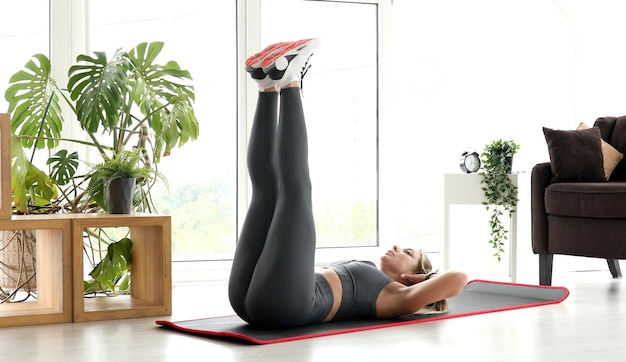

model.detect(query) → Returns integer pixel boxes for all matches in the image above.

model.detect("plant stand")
[443,173,519,281]
[0,216,73,327]
[72,213,171,322]
[0,213,171,327]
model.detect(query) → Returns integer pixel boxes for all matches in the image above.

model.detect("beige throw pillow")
[578,122,624,180]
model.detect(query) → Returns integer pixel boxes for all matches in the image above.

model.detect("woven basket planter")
[0,230,36,292]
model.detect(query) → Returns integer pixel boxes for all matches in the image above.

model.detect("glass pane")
[0,1,49,112]
[260,0,378,247]
[88,0,237,260]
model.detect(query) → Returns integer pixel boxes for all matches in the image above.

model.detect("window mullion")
[49,0,88,158]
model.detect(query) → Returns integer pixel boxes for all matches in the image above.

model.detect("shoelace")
[300,55,313,95]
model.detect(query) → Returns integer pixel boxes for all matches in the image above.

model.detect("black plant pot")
[107,177,135,214]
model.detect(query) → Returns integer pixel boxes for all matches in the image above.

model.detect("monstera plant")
[4,41,199,294]
[5,41,198,214]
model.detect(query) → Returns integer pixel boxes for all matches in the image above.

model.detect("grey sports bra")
[324,260,394,320]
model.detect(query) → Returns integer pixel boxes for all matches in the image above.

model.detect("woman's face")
[379,245,421,284]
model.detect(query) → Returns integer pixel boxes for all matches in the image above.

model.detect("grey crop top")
[323,260,394,320]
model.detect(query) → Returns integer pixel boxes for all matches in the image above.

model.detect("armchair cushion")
[577,122,623,179]
[545,181,626,218]
[542,126,605,183]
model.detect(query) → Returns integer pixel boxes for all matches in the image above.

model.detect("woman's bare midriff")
[317,269,343,322]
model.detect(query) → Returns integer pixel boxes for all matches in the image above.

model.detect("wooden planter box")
[0,216,72,327]
[0,214,171,327]
[72,213,172,322]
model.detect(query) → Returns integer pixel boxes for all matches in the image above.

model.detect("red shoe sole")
[260,38,314,69]
[245,42,293,68]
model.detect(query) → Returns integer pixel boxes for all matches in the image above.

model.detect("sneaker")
[261,38,320,88]
[245,41,293,78]
[245,41,294,90]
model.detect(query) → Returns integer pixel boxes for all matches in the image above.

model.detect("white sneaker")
[261,38,321,88]
[245,41,293,90]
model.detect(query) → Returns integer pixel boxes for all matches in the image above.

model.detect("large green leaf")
[156,97,199,159]
[84,237,133,294]
[126,42,199,160]
[4,54,64,149]
[47,149,79,186]
[11,134,58,213]
[68,50,129,133]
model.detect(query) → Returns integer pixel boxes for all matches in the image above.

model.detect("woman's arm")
[375,270,468,318]
[400,270,438,284]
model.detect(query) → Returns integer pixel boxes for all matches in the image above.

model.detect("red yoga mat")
[156,279,569,345]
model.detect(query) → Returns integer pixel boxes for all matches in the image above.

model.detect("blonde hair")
[415,249,433,274]
[415,250,448,314]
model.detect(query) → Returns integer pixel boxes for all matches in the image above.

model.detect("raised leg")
[230,39,322,328]
[228,91,278,323]
[245,87,319,328]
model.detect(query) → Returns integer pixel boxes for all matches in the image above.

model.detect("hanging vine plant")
[479,139,520,262]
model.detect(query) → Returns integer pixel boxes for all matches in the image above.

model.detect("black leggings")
[228,88,332,328]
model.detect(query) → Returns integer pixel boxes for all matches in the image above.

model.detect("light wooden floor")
[1,268,626,362]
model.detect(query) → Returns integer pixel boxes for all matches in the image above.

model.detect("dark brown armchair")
[531,116,626,285]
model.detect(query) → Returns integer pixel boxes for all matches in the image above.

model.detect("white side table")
[443,173,518,281]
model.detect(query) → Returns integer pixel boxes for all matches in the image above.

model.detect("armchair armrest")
[531,162,552,254]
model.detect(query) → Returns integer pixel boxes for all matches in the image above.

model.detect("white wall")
[563,0,626,120]
[385,0,626,280]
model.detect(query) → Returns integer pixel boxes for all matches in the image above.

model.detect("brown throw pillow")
[577,122,624,179]
[542,126,605,182]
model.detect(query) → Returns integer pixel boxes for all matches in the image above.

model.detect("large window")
[89,0,381,257]
[259,0,379,248]
[88,0,238,260]
[1,1,381,264]
[0,1,49,112]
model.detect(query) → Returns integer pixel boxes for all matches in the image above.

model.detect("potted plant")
[5,41,198,215]
[89,149,161,214]
[479,139,520,261]
[4,41,199,294]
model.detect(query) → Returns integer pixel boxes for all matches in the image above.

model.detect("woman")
[228,38,468,329]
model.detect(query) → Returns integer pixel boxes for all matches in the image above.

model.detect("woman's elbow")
[446,270,469,296]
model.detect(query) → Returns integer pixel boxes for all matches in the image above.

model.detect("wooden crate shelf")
[0,114,11,220]
[0,216,72,327]
[0,213,171,327]
[72,213,172,322]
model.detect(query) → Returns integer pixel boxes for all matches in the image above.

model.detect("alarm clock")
[460,149,481,173]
